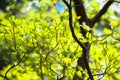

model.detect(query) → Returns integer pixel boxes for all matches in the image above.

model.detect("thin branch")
[0,74,9,80]
[111,0,120,3]
[5,52,27,79]
[62,0,85,49]
[39,53,43,80]
[91,34,111,45]
[45,43,58,60]
[92,0,114,26]
[62,0,70,8]
[0,24,10,27]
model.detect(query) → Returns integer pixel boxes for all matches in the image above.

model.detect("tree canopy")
[0,0,120,80]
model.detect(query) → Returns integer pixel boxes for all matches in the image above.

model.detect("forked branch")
[62,0,93,80]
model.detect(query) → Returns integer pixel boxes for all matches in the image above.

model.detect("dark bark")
[73,0,91,37]
[92,0,114,27]
[63,0,114,80]
[73,0,93,79]
[73,0,88,24]
[63,0,93,79]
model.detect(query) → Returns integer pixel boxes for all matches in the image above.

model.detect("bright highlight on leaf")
[63,57,71,65]
[0,0,120,80]
[76,16,81,20]
[83,25,90,31]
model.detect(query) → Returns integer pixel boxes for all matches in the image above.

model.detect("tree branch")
[73,0,88,24]
[63,0,85,50]
[73,0,92,37]
[0,74,9,80]
[62,0,70,8]
[5,52,27,79]
[92,0,114,27]
[45,43,58,60]
[62,0,93,80]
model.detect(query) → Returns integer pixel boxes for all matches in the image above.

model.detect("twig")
[0,74,9,80]
[45,43,58,60]
[4,52,27,79]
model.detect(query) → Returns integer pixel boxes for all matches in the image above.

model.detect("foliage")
[0,0,120,80]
